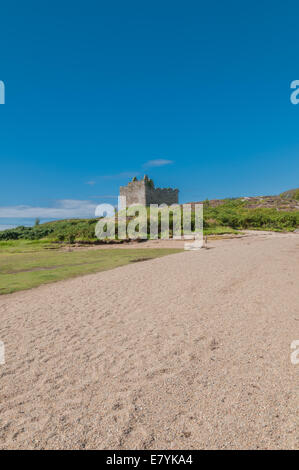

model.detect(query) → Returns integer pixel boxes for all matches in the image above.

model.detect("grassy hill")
[0,218,100,243]
[280,188,299,200]
[0,195,298,243]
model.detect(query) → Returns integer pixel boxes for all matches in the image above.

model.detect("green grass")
[204,226,239,235]
[0,239,58,253]
[0,242,182,295]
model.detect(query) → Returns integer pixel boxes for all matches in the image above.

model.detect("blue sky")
[1,0,299,218]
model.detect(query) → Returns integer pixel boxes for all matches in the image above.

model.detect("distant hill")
[188,188,299,211]
[280,188,299,200]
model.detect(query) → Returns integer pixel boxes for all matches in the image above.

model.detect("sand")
[0,232,298,449]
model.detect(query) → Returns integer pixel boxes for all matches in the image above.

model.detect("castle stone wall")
[145,186,179,205]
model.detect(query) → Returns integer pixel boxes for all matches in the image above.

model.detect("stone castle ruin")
[119,175,179,207]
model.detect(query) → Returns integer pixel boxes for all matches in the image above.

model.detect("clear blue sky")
[1,0,299,218]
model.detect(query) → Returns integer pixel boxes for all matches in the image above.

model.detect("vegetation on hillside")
[0,218,100,242]
[202,199,299,231]
[0,199,298,243]
[280,187,299,200]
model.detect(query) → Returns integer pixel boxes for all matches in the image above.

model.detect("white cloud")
[0,199,98,219]
[86,180,96,185]
[143,159,174,168]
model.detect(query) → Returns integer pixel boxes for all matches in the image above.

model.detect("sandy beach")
[0,232,298,449]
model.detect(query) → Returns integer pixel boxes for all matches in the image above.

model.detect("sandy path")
[0,233,298,449]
